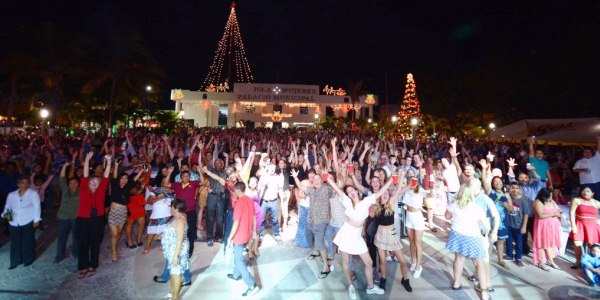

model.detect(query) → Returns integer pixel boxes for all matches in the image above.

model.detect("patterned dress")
[489,190,510,240]
[161,218,190,275]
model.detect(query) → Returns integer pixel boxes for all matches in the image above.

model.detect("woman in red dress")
[569,187,600,268]
[532,188,562,271]
[126,178,148,248]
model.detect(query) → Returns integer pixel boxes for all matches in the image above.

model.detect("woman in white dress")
[325,175,393,299]
[143,177,174,255]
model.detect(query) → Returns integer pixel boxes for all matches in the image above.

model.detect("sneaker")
[515,259,525,268]
[242,284,259,297]
[410,263,416,272]
[366,285,385,295]
[386,255,393,262]
[378,277,386,290]
[208,240,214,247]
[348,285,357,300]
[401,278,413,292]
[413,265,423,278]
[503,255,513,261]
[227,274,241,281]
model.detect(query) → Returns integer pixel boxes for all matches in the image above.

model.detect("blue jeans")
[325,224,340,258]
[160,260,192,283]
[583,267,600,286]
[506,227,523,260]
[224,208,233,249]
[56,218,77,261]
[206,194,225,241]
[260,200,280,238]
[233,243,255,288]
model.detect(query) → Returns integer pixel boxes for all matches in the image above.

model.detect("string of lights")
[202,2,254,90]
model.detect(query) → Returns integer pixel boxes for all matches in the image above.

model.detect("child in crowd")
[581,244,600,287]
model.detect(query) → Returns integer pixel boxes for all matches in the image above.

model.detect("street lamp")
[489,122,496,130]
[368,118,372,124]
[391,116,398,123]
[145,85,152,92]
[314,113,319,120]
[40,108,49,135]
[411,116,419,141]
[179,110,185,119]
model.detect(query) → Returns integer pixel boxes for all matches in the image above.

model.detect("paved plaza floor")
[1,210,599,300]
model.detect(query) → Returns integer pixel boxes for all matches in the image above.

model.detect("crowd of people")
[0,127,599,299]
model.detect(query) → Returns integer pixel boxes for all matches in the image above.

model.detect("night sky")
[2,0,599,120]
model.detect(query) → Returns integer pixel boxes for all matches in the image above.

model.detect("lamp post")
[489,122,496,130]
[40,108,49,135]
[391,116,398,123]
[145,85,152,92]
[411,116,419,141]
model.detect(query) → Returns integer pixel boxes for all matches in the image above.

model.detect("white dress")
[333,195,377,255]
[147,188,174,235]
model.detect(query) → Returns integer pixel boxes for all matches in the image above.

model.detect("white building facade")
[171,83,378,128]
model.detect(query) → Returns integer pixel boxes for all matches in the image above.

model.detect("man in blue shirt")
[528,137,553,188]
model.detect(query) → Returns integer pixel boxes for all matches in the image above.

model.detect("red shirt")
[171,181,199,212]
[77,177,109,218]
[232,195,255,244]
[225,181,238,208]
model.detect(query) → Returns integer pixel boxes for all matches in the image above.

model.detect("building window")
[299,107,309,115]
[246,106,255,113]
[273,104,283,113]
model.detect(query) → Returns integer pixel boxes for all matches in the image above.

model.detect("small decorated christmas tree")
[398,73,422,136]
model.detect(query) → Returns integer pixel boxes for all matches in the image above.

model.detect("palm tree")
[0,28,38,130]
[344,80,366,121]
[81,30,164,135]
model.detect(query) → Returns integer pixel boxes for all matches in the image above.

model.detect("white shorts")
[405,211,426,230]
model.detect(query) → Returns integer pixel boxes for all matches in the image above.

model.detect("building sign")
[235,83,319,102]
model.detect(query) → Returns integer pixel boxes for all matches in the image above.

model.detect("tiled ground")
[1,212,599,300]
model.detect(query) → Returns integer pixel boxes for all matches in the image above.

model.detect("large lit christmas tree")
[202,1,254,90]
[398,73,422,136]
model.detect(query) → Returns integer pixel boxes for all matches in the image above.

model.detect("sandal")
[306,253,319,260]
[548,262,561,270]
[452,285,462,290]
[78,269,88,279]
[570,264,580,269]
[86,268,96,277]
[537,264,550,272]
[318,270,331,279]
[143,249,150,255]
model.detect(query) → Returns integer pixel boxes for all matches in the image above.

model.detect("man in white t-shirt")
[442,158,461,205]
[573,135,600,197]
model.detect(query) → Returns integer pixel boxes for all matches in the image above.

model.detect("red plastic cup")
[392,175,399,185]
[329,154,333,160]
[348,165,355,173]
[410,178,418,187]
[322,172,329,182]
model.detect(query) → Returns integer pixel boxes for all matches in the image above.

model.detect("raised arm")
[103,155,112,178]
[350,173,367,195]
[202,166,225,186]
[480,159,492,195]
[291,169,307,192]
[358,142,371,168]
[372,178,394,199]
[83,152,93,178]
[325,174,346,199]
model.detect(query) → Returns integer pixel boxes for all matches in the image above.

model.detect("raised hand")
[448,147,459,157]
[479,159,488,170]
[449,137,457,147]
[486,151,495,162]
[507,157,517,168]
[85,152,94,161]
[291,169,299,177]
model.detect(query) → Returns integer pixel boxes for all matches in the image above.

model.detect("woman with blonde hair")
[445,184,491,300]
[373,169,412,293]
